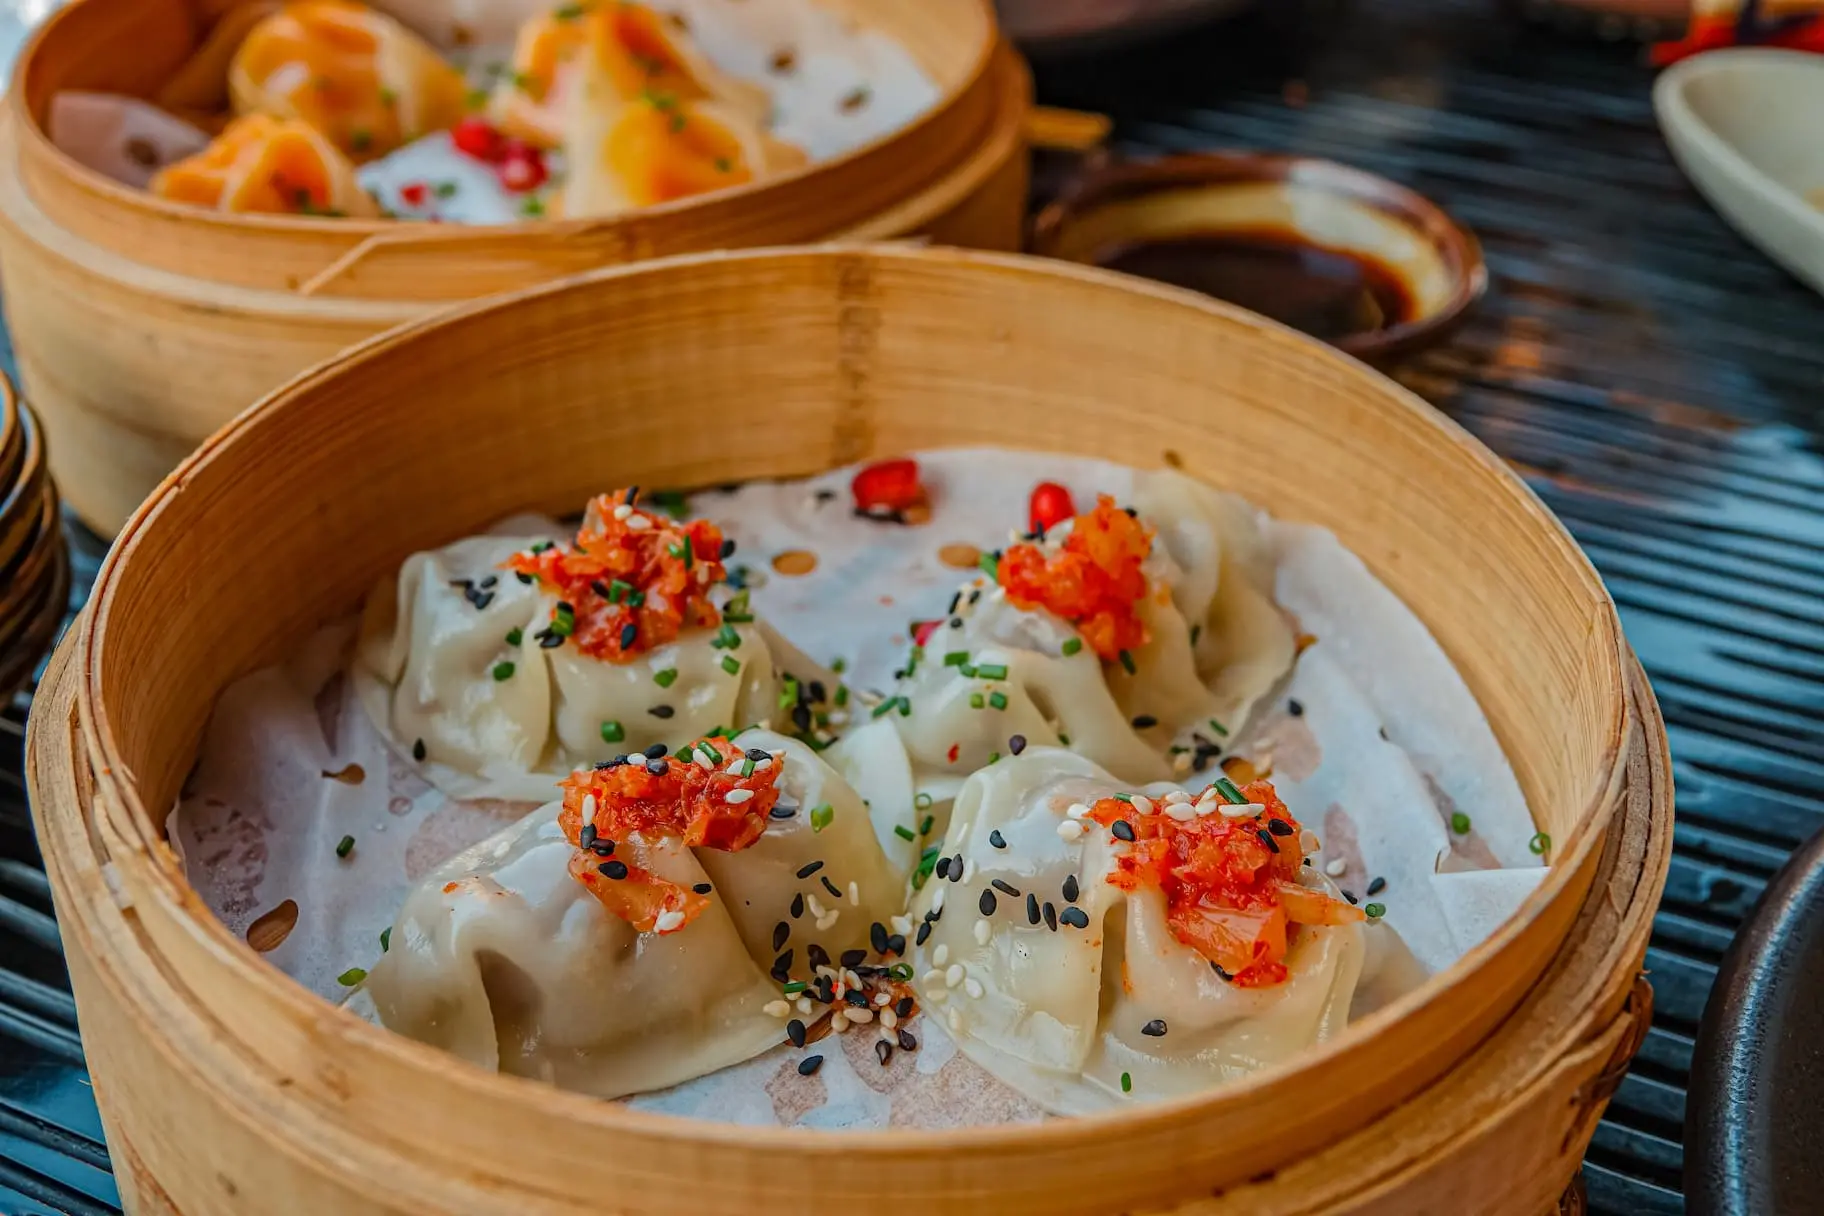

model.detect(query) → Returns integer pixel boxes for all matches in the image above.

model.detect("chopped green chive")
[894,825,915,841]
[349,128,373,153]
[721,655,741,675]
[379,86,399,105]
[434,180,458,198]
[379,927,391,952]
[1529,831,1551,856]
[831,657,847,673]
[987,752,1000,764]
[1365,902,1386,919]
[1120,1071,1132,1093]
[783,980,808,995]
[335,835,355,858]
[712,622,742,649]
[338,967,368,986]
[608,578,633,603]
[898,697,911,717]
[976,663,1009,681]
[834,685,849,707]
[725,589,754,622]
[505,627,523,646]
[944,651,970,667]
[778,676,800,709]
[1207,718,1230,737]
[1058,732,1071,745]
[1061,638,1083,656]
[600,720,625,743]
[655,668,679,688]
[969,693,985,710]
[714,156,733,172]
[530,541,554,554]
[1118,649,1137,675]
[888,962,914,981]
[740,757,756,777]
[1212,777,1247,805]
[466,86,490,109]
[520,196,546,218]
[555,2,584,18]
[1113,793,1134,803]
[492,661,515,681]
[988,692,1009,710]
[959,664,978,678]
[978,551,999,579]
[915,792,933,810]
[810,803,834,832]
[1450,811,1472,835]
[919,815,935,836]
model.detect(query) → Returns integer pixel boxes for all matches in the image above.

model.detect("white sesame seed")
[753,756,771,771]
[874,990,892,1006]
[963,978,984,999]
[928,987,948,1003]
[693,750,716,770]
[962,859,976,882]
[725,788,754,804]
[1130,795,1154,815]
[843,969,862,988]
[944,963,965,987]
[1057,820,1085,842]
[947,1009,962,1030]
[581,794,597,827]
[891,915,913,935]
[1067,802,1092,820]
[816,965,838,980]
[831,1011,850,1032]
[1325,857,1348,877]
[1300,831,1321,854]
[848,1007,874,1024]
[932,943,949,966]
[973,919,991,945]
[881,1009,898,1029]
[625,514,651,531]
[612,504,633,520]
[654,910,685,933]
[725,758,746,774]
[764,999,791,1017]
[827,710,849,726]
[881,1025,897,1042]
[1173,753,1193,774]
[807,894,827,918]
[1222,802,1267,819]
[1194,796,1219,816]
[921,969,945,986]
[848,881,860,906]
[797,996,814,1014]
[931,886,946,913]
[816,912,839,931]
[1164,789,1191,804]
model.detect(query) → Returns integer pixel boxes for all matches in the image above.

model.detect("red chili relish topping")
[503,489,728,663]
[997,494,1152,662]
[558,735,781,933]
[1089,779,1363,987]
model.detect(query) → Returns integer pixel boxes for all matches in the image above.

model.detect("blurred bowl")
[996,0,1254,56]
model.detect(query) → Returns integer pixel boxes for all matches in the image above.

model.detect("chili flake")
[998,495,1152,662]
[504,489,728,663]
[1087,779,1363,987]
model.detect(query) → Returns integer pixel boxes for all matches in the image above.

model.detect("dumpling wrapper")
[367,808,786,1098]
[48,92,212,189]
[910,749,1364,1114]
[231,0,468,161]
[491,1,770,150]
[151,113,381,216]
[354,528,808,801]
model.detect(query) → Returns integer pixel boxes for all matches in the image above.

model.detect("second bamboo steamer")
[0,0,1030,534]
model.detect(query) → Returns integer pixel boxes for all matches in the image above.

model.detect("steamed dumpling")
[355,491,830,800]
[491,1,770,149]
[151,113,380,216]
[887,482,1295,822]
[230,0,468,160]
[909,749,1365,1114]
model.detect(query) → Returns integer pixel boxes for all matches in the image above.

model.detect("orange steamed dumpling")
[151,113,380,217]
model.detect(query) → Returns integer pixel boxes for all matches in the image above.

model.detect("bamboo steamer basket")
[25,247,1668,1215]
[0,374,71,702]
[0,0,1032,536]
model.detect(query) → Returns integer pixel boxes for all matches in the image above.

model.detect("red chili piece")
[851,458,925,515]
[1028,481,1077,534]
[497,141,548,192]
[451,115,506,162]
[912,619,942,647]
[398,181,429,206]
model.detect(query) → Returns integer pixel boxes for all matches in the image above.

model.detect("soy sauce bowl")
[1032,153,1487,360]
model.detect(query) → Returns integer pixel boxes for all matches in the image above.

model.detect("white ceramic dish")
[1654,48,1824,296]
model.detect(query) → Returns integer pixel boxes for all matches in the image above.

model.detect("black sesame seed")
[845,989,870,1008]
[538,631,563,648]
[411,738,426,762]
[1130,715,1157,729]
[947,591,962,614]
[591,838,615,856]
[742,747,767,763]
[791,704,812,731]
[870,922,890,954]
[949,618,963,628]
[1213,962,1234,981]
[646,759,668,776]
[790,893,805,919]
[887,933,906,954]
[1141,1018,1168,1037]
[471,591,496,610]
[969,589,981,604]
[979,889,998,916]
[1111,820,1136,842]
[620,622,637,649]
[1043,901,1058,931]
[809,680,827,703]
[798,1055,824,1076]
[948,855,965,882]
[1026,893,1040,924]
[821,876,843,899]
[797,860,825,879]
[600,860,629,879]
[915,921,932,945]
[1267,818,1295,837]
[787,1019,807,1047]
[773,922,791,951]
[991,879,1021,898]
[580,824,598,848]
[936,856,953,880]
[650,705,675,719]
[875,1040,893,1066]
[1062,874,1079,903]
[771,804,797,819]
[1008,734,1027,755]
[895,996,914,1018]
[898,1028,917,1051]
[1060,906,1089,929]
[1367,876,1387,896]
[840,949,868,969]
[591,580,612,598]
[807,944,831,969]
[645,743,668,759]
[721,538,737,558]
[1342,890,1358,905]
[1288,699,1305,717]
[989,830,1007,850]
[1257,829,1280,853]
[693,882,713,895]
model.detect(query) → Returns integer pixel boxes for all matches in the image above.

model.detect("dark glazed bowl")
[1687,826,1824,1215]
[1032,153,1487,361]
[996,0,1255,56]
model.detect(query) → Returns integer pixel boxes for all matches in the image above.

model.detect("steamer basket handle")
[1560,973,1655,1154]
[294,221,647,301]
[1024,106,1111,153]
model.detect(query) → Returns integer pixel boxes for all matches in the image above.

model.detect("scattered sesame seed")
[848,881,860,906]
[936,856,952,880]
[1009,734,1027,755]
[989,830,1007,849]
[1141,1018,1167,1037]
[849,1007,875,1024]
[1057,820,1085,842]
[1060,906,1090,929]
[1043,901,1058,930]
[944,963,965,987]
[798,1055,824,1076]
[991,879,1021,898]
[601,860,629,879]
[1324,857,1348,877]
[788,1018,807,1047]
[1367,876,1387,896]
[933,943,949,965]
[1026,893,1040,924]
[411,738,426,761]
[1288,699,1305,717]
[1067,802,1091,820]
[841,948,868,969]
[823,876,843,900]
[964,978,984,998]
[773,922,792,951]
[1131,715,1157,729]
[771,804,797,819]
[765,999,792,1018]
[1062,874,1079,902]
[979,889,998,916]
[694,882,714,895]
[915,922,932,945]
[1111,820,1136,842]
[650,705,675,719]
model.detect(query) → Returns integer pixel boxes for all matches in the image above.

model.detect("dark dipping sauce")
[1095,227,1416,344]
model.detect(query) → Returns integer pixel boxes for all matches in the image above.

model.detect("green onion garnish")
[919,815,934,836]
[601,720,624,743]
[1061,638,1083,656]
[894,825,915,841]
[1207,718,1230,737]
[337,967,367,986]
[968,693,985,710]
[379,927,390,952]
[810,803,834,832]
[944,651,969,667]
[505,627,523,646]
[988,692,1008,710]
[1529,831,1551,856]
[655,668,679,688]
[888,963,914,981]
[831,657,847,673]
[783,981,808,995]
[1118,650,1137,675]
[607,578,633,603]
[834,685,849,708]
[335,835,355,858]
[1450,811,1472,835]
[1212,777,1247,805]
[915,792,933,810]
[1365,902,1386,919]
[721,656,741,676]
[492,661,515,681]
[912,846,940,889]
[1120,1072,1132,1093]
[712,623,741,649]
[976,663,1009,681]
[978,551,999,579]
[778,677,799,709]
